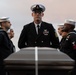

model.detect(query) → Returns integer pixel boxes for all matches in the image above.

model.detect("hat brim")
[31,4,45,12]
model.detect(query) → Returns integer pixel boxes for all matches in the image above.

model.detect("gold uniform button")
[35,42,37,43]
[41,41,43,43]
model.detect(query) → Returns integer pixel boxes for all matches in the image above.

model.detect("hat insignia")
[36,5,39,9]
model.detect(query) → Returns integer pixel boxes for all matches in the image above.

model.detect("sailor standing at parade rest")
[18,4,59,49]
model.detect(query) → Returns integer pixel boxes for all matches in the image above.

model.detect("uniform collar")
[34,22,42,28]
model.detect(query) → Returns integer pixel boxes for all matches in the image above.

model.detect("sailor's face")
[58,27,63,35]
[4,21,11,30]
[8,29,14,39]
[61,32,68,37]
[32,11,44,23]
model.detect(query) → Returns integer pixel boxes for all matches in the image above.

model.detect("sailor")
[0,17,14,75]
[58,23,64,36]
[18,4,59,49]
[60,19,76,75]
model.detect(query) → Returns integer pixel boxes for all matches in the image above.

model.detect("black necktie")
[37,25,40,34]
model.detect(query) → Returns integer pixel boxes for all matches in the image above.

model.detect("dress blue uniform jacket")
[0,28,14,75]
[60,30,76,75]
[0,28,13,61]
[60,30,76,60]
[18,21,59,49]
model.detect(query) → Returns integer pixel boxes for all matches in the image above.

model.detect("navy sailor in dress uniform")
[60,19,76,75]
[0,17,14,75]
[18,4,59,49]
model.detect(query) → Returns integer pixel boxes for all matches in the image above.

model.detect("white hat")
[31,4,45,12]
[0,17,10,22]
[58,23,64,26]
[64,19,76,26]
[58,23,64,28]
